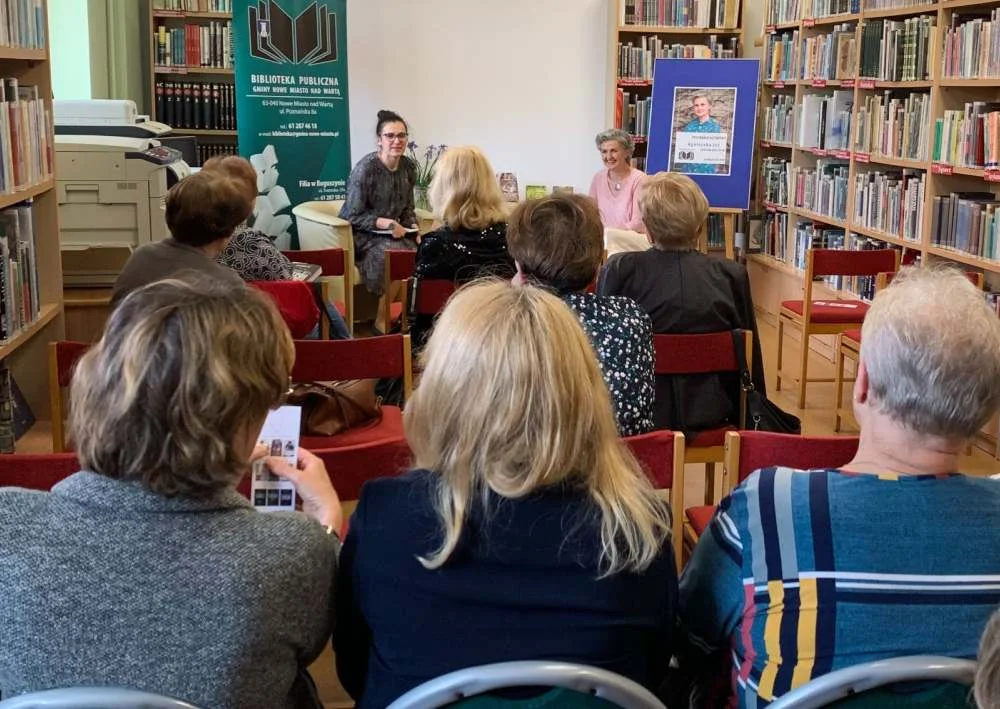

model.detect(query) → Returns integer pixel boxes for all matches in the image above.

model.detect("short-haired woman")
[677,267,1000,708]
[507,193,654,437]
[339,109,419,301]
[599,171,764,433]
[335,281,676,709]
[112,169,249,307]
[410,145,515,348]
[977,610,1000,709]
[0,277,343,709]
[588,128,646,232]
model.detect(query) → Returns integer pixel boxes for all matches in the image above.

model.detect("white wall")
[48,0,92,101]
[346,0,611,195]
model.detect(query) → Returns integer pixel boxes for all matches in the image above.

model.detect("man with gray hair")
[674,266,1000,708]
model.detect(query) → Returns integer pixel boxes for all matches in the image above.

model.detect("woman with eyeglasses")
[339,110,420,326]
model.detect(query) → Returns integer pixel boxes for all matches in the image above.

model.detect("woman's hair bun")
[377,110,394,121]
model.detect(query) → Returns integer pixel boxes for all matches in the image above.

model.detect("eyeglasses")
[381,132,408,142]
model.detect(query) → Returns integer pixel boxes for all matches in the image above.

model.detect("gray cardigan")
[0,471,339,709]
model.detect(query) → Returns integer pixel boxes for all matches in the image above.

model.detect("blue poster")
[233,0,351,248]
[647,58,760,210]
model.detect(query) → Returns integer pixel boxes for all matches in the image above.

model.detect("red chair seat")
[842,328,862,345]
[390,302,403,324]
[781,299,869,324]
[688,426,733,448]
[301,404,404,449]
[686,505,716,537]
[333,300,347,317]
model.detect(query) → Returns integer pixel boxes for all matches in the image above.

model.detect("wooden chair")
[383,249,417,332]
[875,269,984,292]
[0,453,80,490]
[652,330,752,506]
[683,431,859,559]
[776,248,899,409]
[47,342,92,453]
[623,430,685,571]
[282,248,352,337]
[291,335,412,450]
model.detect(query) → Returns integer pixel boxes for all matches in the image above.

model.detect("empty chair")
[383,248,417,332]
[250,280,321,339]
[0,687,205,709]
[0,454,80,491]
[624,430,686,570]
[283,247,353,337]
[47,341,91,453]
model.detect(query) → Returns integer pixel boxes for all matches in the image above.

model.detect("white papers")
[251,405,301,512]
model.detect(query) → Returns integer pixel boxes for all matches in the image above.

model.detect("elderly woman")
[599,172,764,434]
[0,277,343,709]
[675,267,1000,708]
[588,128,646,232]
[335,281,676,708]
[508,193,655,437]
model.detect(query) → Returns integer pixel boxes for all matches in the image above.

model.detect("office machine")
[54,99,173,139]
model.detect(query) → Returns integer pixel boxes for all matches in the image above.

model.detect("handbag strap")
[730,329,755,394]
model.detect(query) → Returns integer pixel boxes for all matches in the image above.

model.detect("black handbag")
[732,330,802,434]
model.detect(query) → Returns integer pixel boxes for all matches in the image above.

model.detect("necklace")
[608,170,624,192]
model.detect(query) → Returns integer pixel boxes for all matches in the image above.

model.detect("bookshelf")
[0,0,66,445]
[148,1,236,165]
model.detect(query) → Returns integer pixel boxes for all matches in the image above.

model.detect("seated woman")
[111,169,248,308]
[599,172,764,434]
[410,145,515,348]
[508,193,654,437]
[677,267,1000,708]
[0,277,344,709]
[335,281,676,709]
[588,128,645,232]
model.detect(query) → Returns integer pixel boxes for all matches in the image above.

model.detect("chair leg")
[797,329,810,409]
[704,462,716,506]
[776,317,785,392]
[833,346,844,433]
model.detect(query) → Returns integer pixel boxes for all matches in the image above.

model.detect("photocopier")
[54,99,192,287]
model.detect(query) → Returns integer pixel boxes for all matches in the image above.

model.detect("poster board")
[646,58,760,210]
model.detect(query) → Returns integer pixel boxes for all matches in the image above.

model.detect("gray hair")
[595,128,634,155]
[860,266,1000,439]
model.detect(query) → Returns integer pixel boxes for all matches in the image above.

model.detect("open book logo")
[249,0,338,66]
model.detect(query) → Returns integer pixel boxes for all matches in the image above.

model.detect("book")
[852,169,925,242]
[855,91,930,161]
[155,80,236,131]
[250,405,300,511]
[623,0,741,29]
[525,185,548,200]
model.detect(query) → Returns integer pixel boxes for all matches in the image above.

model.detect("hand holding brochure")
[251,405,301,511]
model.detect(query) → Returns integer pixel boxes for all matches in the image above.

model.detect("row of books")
[153,22,233,68]
[986,292,1000,317]
[155,82,237,131]
[864,0,933,10]
[615,90,652,139]
[762,94,794,144]
[852,169,925,243]
[196,143,237,167]
[762,156,790,205]
[0,0,42,49]
[765,31,798,81]
[798,90,853,151]
[621,0,741,28]
[800,24,856,81]
[942,10,1000,79]
[794,159,850,219]
[858,17,935,81]
[153,0,232,10]
[761,211,789,260]
[0,78,50,194]
[617,35,739,79]
[932,102,999,169]
[792,223,845,281]
[930,192,1000,261]
[800,0,858,17]
[766,0,800,25]
[854,91,930,161]
[0,200,39,342]
[706,214,727,249]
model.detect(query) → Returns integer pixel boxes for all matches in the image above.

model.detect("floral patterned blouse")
[217,226,293,282]
[562,291,655,437]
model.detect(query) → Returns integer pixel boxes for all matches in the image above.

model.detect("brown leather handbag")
[285,380,382,436]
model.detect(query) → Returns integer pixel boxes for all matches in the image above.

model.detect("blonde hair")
[977,610,1000,709]
[404,280,671,575]
[428,146,507,230]
[638,171,708,250]
[70,276,294,498]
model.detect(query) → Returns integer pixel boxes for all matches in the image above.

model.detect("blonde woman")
[335,281,677,709]
[410,146,515,347]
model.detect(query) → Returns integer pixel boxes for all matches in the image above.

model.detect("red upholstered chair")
[683,431,859,558]
[282,248,352,337]
[652,330,752,506]
[876,269,984,292]
[250,280,321,339]
[291,335,412,449]
[383,249,417,332]
[411,279,456,326]
[623,430,685,571]
[0,453,81,490]
[776,248,899,409]
[48,341,92,453]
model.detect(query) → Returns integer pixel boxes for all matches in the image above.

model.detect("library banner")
[233,0,351,248]
[646,58,760,210]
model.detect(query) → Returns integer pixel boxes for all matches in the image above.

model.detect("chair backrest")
[281,248,346,277]
[312,437,412,502]
[385,660,666,709]
[876,269,984,292]
[292,335,412,399]
[722,430,859,498]
[412,279,457,316]
[250,280,321,339]
[0,687,205,708]
[0,453,80,491]
[767,656,976,709]
[384,249,419,332]
[624,430,685,570]
[48,341,92,453]
[283,248,352,337]
[808,248,899,279]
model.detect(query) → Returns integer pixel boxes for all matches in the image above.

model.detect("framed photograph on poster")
[646,58,761,210]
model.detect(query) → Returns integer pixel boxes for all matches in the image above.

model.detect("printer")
[54,100,192,287]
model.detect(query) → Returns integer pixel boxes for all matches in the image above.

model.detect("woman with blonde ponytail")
[334,280,677,709]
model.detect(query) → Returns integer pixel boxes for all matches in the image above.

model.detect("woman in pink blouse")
[588,129,646,232]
